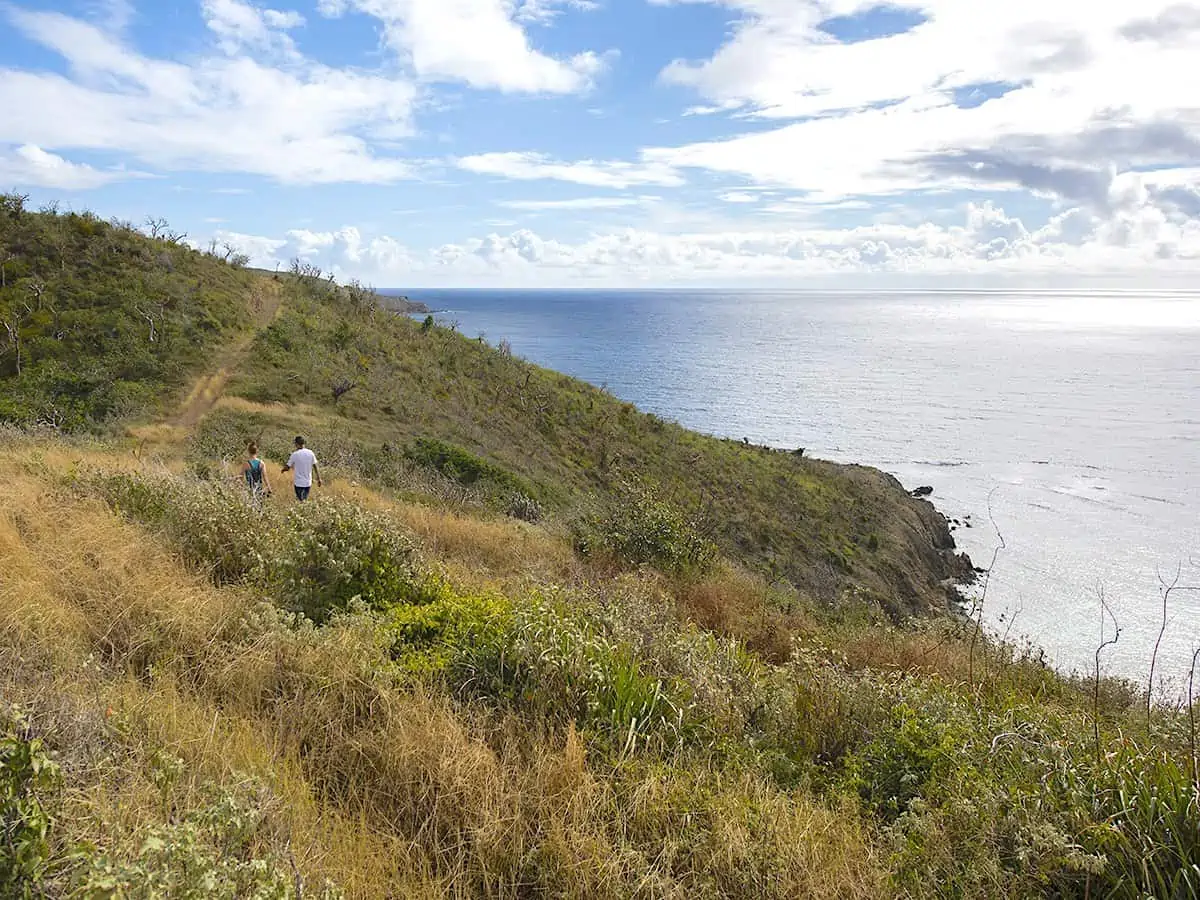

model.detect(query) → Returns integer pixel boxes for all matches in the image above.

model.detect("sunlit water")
[390,289,1200,690]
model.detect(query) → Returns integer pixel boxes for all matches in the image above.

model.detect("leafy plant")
[267,500,429,623]
[72,780,343,899]
[405,437,530,494]
[575,482,718,577]
[1,710,61,898]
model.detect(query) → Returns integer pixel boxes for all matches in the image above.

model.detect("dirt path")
[170,280,283,428]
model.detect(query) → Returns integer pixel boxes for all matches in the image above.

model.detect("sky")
[2,0,1200,287]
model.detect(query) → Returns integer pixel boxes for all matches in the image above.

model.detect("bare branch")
[968,485,1006,687]
[1093,584,1122,765]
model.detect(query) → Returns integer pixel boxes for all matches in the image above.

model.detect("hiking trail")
[170,279,283,428]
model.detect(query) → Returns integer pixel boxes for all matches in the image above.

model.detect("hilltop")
[2,198,1197,899]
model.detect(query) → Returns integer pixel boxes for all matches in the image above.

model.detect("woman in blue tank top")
[242,442,272,501]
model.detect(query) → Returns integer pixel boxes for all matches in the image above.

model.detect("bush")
[72,775,343,899]
[267,501,427,623]
[503,490,542,523]
[86,472,433,623]
[89,472,268,584]
[384,582,706,753]
[843,699,965,822]
[575,483,718,577]
[405,437,528,493]
[1,711,61,898]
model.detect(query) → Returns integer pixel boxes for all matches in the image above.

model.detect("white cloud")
[499,196,650,210]
[641,0,1200,228]
[0,7,417,185]
[0,144,132,189]
[459,151,684,188]
[202,0,306,57]
[515,0,600,24]
[718,191,760,203]
[317,0,610,93]
[210,200,1200,287]
[86,0,135,34]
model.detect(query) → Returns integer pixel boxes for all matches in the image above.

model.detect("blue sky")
[2,0,1200,286]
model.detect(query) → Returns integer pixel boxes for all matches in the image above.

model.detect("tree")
[0,192,29,219]
[1,299,31,376]
[144,216,170,240]
[134,303,160,343]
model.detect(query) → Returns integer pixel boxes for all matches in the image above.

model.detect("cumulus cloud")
[718,191,760,203]
[0,145,136,189]
[202,0,306,57]
[635,0,1200,233]
[1119,5,1200,46]
[0,6,416,185]
[209,200,1200,287]
[317,0,610,93]
[515,0,600,25]
[459,151,684,188]
[208,229,289,262]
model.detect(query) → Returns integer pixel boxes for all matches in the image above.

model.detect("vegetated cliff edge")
[213,270,973,619]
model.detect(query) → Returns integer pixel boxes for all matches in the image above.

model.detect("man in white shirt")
[281,435,322,501]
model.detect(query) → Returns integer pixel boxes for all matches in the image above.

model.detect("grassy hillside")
[204,268,972,619]
[2,204,1197,898]
[0,194,262,430]
[3,436,1197,899]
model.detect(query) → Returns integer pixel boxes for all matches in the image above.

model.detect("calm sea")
[388,288,1200,689]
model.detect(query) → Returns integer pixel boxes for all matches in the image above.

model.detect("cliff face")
[826,465,975,618]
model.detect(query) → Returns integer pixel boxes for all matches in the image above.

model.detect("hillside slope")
[0,194,263,429]
[207,269,972,617]
[1,199,970,618]
[2,203,1197,900]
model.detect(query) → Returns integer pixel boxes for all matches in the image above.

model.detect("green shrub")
[451,595,704,754]
[267,501,426,623]
[72,776,342,899]
[384,588,511,677]
[405,437,528,493]
[843,699,965,822]
[575,483,718,577]
[86,472,434,623]
[1,711,61,898]
[89,472,268,585]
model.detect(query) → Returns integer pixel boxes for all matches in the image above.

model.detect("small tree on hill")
[1,300,31,376]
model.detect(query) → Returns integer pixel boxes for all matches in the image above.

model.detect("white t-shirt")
[287,448,317,488]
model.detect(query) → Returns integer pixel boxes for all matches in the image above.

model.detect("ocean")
[388,288,1200,690]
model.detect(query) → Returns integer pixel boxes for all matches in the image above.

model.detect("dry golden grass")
[0,442,888,899]
[213,394,329,423]
[325,478,581,591]
[672,567,816,664]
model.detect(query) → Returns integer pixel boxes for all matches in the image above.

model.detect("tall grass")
[3,444,1198,899]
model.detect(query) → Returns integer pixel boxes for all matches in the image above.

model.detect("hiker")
[242,442,272,500]
[281,435,321,501]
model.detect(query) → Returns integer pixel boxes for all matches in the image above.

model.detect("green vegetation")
[0,195,258,429]
[213,257,969,616]
[2,204,1197,898]
[574,480,719,577]
[6,453,1199,898]
[2,712,61,897]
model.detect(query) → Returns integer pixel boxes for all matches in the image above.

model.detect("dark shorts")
[294,485,311,501]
